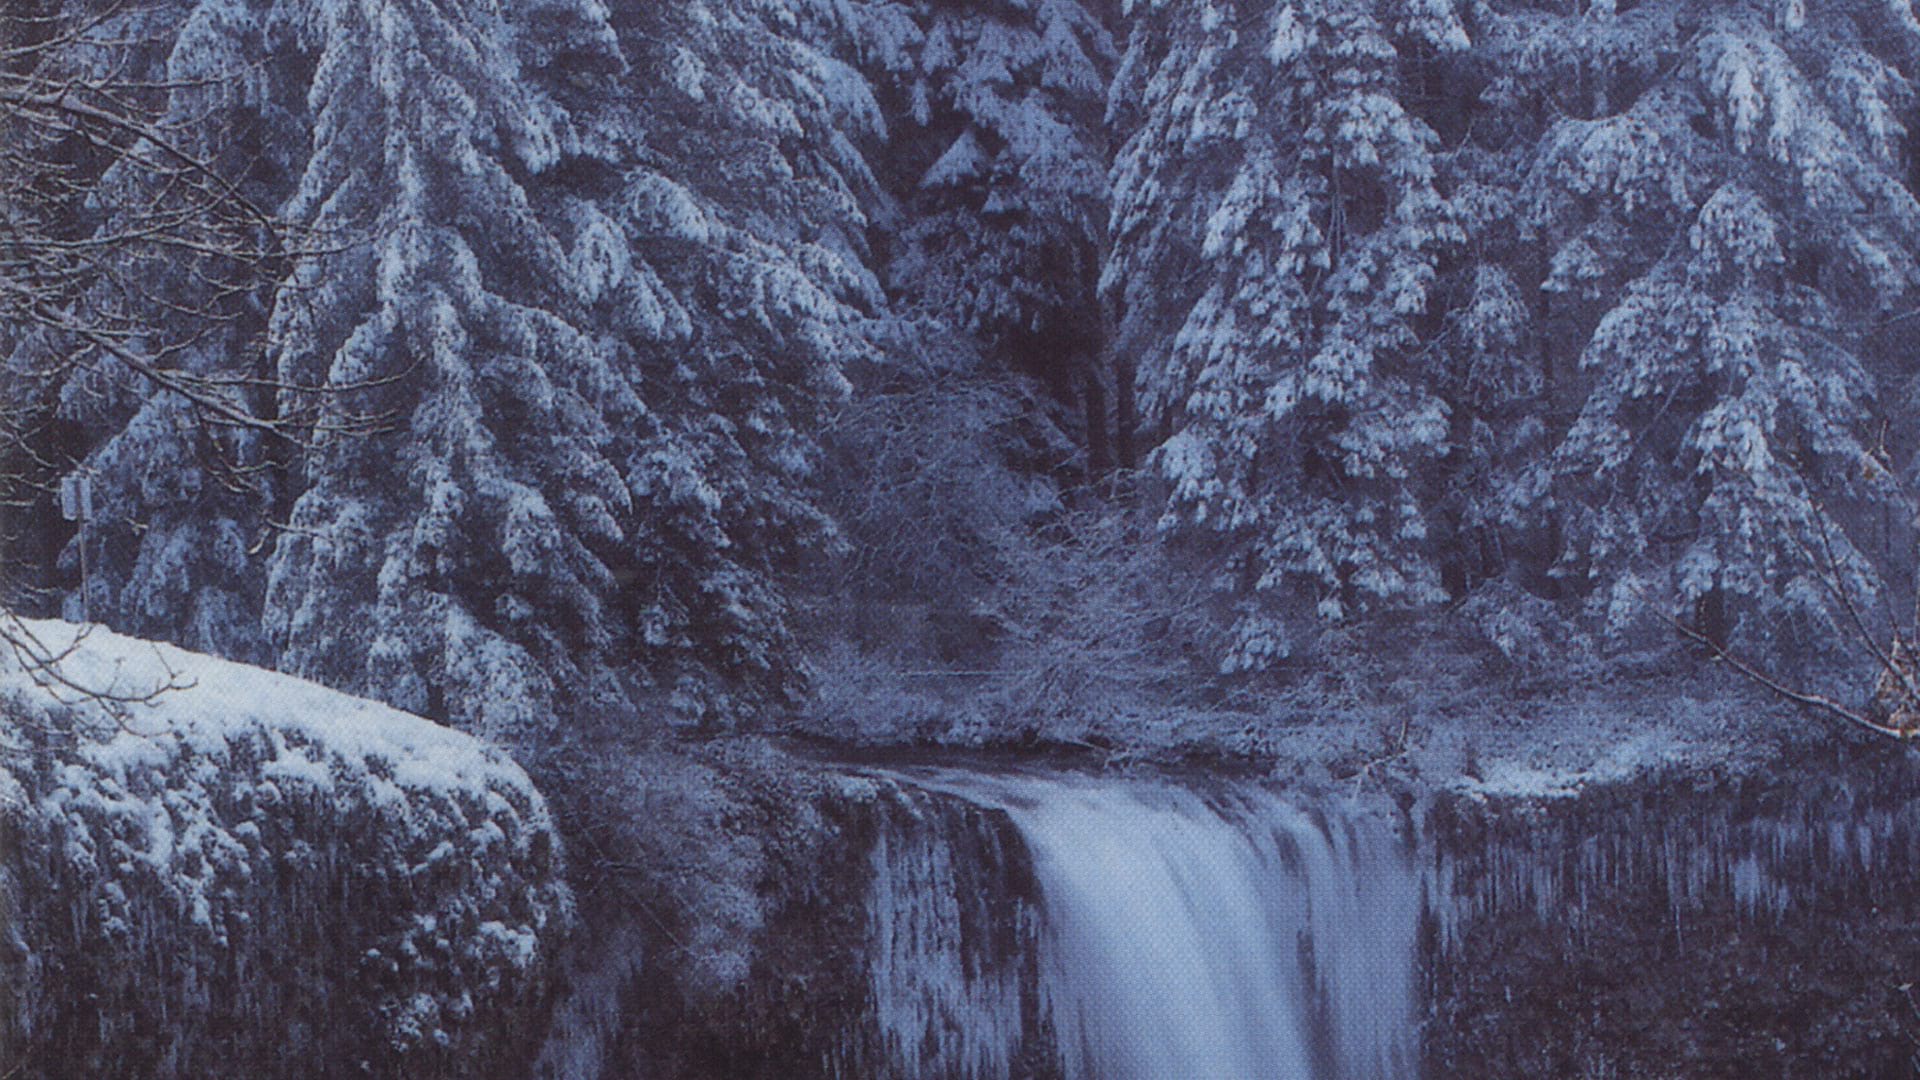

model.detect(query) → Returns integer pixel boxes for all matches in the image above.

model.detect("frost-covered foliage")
[26,0,891,738]
[1,0,295,652]
[1102,0,1920,671]
[256,0,646,740]
[19,0,1920,729]
[0,619,569,1078]
[1462,0,1920,652]
[1108,0,1468,669]
[855,0,1116,401]
[806,322,1209,748]
[549,0,886,724]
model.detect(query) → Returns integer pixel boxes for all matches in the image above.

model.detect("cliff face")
[596,747,1920,1080]
[1424,752,1920,1079]
[0,620,572,1079]
[538,769,1059,1080]
[560,764,1422,1080]
[12,615,1916,1080]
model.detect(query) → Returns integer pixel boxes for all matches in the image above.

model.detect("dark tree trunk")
[1082,358,1112,477]
[1113,349,1137,471]
[1694,586,1729,652]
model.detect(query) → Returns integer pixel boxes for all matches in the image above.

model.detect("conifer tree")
[1468,0,1920,649]
[1107,0,1468,669]
[5,0,296,661]
[259,0,884,737]
[854,0,1119,465]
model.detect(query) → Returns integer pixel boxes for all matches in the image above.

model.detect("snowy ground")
[1259,665,1800,802]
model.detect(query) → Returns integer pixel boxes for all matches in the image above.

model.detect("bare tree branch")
[1645,595,1917,742]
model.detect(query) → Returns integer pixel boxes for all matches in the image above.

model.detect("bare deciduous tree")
[3,2,282,424]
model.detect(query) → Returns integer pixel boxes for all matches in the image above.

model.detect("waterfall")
[863,771,1422,1080]
[531,761,1920,1079]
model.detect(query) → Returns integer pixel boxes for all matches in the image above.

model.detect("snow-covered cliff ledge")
[0,619,572,1079]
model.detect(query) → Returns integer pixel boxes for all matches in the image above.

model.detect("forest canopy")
[5,0,1920,745]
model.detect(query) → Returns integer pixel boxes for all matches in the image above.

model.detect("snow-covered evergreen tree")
[1467,0,1920,649]
[853,0,1118,462]
[259,0,884,737]
[576,0,888,722]
[6,0,295,661]
[256,0,619,738]
[25,0,1920,725]
[1107,0,1468,669]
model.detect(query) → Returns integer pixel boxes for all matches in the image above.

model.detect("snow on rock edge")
[0,618,572,1079]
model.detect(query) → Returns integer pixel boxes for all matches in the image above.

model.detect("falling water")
[863,771,1422,1080]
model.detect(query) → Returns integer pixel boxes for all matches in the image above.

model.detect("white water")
[878,772,1422,1080]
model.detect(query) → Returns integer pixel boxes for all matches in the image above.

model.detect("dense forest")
[12,1,1920,1076]
[9,0,1920,748]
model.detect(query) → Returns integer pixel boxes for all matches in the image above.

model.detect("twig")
[0,612,193,734]
[1643,597,1915,742]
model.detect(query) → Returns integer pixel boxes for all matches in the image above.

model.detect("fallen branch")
[1645,598,1916,743]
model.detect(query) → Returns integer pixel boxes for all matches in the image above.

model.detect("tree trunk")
[1694,585,1729,652]
[1082,358,1112,477]
[1114,349,1137,471]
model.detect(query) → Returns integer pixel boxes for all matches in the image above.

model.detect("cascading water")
[533,760,1920,1079]
[862,771,1422,1080]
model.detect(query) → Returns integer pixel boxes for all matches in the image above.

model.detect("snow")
[920,129,989,187]
[1457,729,1695,801]
[6,618,523,806]
[1,617,571,1075]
